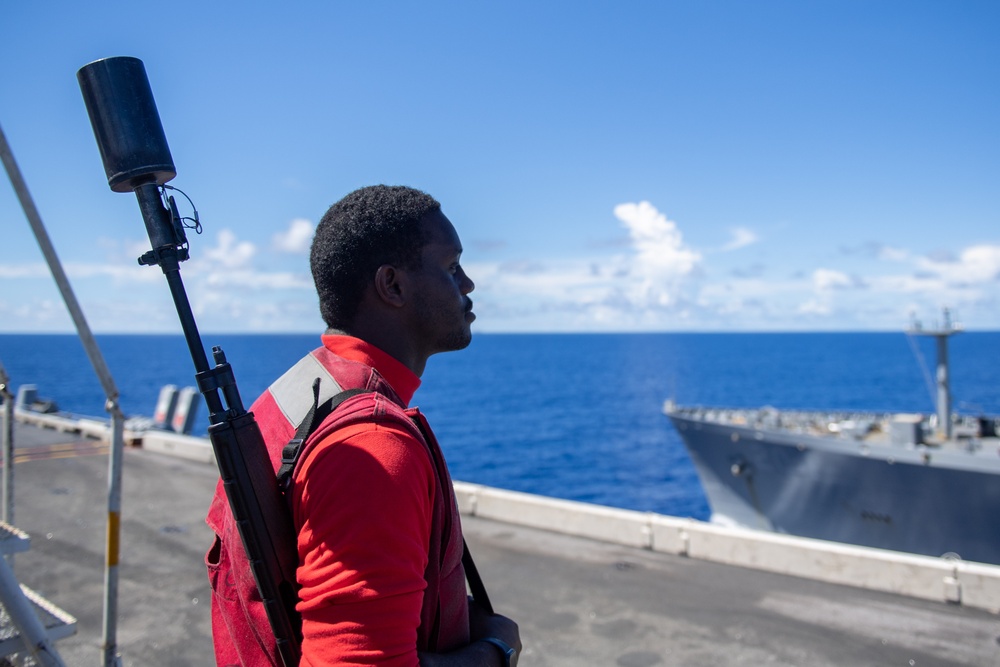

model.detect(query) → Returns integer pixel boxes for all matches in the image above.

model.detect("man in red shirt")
[207,185,520,666]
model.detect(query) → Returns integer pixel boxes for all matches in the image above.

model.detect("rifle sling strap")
[277,378,365,492]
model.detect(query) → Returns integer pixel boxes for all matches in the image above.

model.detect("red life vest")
[205,346,468,666]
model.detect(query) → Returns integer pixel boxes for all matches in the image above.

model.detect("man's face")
[405,209,476,356]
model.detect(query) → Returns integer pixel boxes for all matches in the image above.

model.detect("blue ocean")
[2,332,998,521]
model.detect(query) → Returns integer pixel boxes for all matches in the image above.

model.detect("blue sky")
[1,1,997,333]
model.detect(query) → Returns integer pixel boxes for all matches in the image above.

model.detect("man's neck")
[327,323,427,378]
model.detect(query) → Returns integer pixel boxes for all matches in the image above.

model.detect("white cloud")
[916,244,1000,285]
[813,268,853,291]
[203,229,256,269]
[461,201,706,330]
[798,298,832,316]
[613,202,700,277]
[64,261,160,283]
[136,225,315,302]
[0,263,49,278]
[877,245,909,262]
[204,269,313,290]
[721,227,759,251]
[468,228,1000,331]
[272,218,314,254]
[612,201,701,307]
[154,227,318,319]
[0,260,158,283]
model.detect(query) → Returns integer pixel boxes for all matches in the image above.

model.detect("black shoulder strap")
[462,540,493,615]
[277,377,367,492]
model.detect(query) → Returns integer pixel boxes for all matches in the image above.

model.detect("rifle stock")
[78,56,301,666]
[208,409,301,665]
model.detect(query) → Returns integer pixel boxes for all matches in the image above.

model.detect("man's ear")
[373,264,406,307]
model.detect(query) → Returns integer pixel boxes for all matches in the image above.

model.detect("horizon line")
[2,328,998,336]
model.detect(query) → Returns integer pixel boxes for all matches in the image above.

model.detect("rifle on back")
[78,56,301,667]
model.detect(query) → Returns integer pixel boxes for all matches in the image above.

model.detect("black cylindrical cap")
[78,56,176,192]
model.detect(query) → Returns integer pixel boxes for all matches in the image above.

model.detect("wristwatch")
[480,637,516,666]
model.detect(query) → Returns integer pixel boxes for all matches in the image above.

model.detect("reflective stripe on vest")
[267,351,346,428]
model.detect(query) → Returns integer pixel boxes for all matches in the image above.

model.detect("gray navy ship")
[664,311,1000,566]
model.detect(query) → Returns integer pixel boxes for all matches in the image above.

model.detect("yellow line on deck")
[11,442,110,463]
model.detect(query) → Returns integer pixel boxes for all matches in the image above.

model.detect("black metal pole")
[130,183,225,416]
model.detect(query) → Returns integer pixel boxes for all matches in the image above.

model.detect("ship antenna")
[908,308,963,440]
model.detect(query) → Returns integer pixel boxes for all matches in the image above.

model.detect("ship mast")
[909,308,963,440]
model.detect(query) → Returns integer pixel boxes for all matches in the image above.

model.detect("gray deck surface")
[7,422,1000,666]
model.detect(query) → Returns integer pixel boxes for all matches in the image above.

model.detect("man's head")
[311,185,476,373]
[311,185,440,328]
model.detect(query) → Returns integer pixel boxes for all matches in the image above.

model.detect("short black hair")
[311,185,441,328]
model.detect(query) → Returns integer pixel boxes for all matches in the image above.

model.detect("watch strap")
[479,637,515,666]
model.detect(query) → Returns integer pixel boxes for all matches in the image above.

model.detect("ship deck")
[667,403,1000,456]
[7,421,1000,666]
